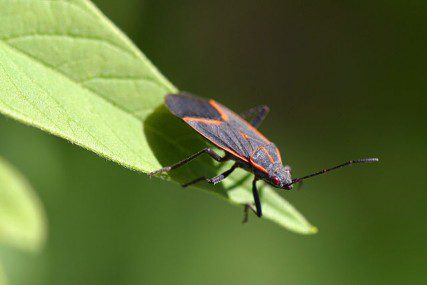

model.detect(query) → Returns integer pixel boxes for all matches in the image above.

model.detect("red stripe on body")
[261,146,275,164]
[249,157,269,173]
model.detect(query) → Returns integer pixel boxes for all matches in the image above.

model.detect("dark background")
[0,0,425,284]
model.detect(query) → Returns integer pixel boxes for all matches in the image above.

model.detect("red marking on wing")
[261,146,275,164]
[183,117,222,125]
[209,99,270,143]
[240,132,254,152]
[198,133,248,162]
[239,117,269,142]
[240,132,249,140]
[184,119,248,162]
[209,100,229,121]
[220,147,248,162]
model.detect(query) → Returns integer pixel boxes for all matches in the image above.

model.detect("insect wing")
[166,93,223,121]
[165,93,279,165]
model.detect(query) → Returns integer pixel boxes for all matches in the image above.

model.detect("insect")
[149,92,379,222]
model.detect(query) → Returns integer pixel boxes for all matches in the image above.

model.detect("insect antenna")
[289,158,379,186]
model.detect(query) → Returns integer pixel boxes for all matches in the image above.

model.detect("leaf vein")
[1,40,153,120]
[0,52,119,157]
[3,33,137,59]
[4,42,152,165]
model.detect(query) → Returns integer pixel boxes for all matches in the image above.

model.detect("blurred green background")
[0,0,425,284]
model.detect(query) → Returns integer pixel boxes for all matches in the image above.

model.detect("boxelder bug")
[149,92,379,222]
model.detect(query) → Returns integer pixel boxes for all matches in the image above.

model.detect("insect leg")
[149,148,228,176]
[240,105,270,128]
[181,163,238,187]
[242,178,262,223]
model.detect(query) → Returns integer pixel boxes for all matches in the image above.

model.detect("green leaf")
[0,0,316,234]
[0,157,46,252]
[0,263,8,285]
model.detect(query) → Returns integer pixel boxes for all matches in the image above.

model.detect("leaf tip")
[309,225,319,234]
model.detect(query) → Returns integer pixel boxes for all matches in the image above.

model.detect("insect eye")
[272,176,280,186]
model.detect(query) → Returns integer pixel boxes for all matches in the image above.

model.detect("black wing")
[166,93,281,166]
